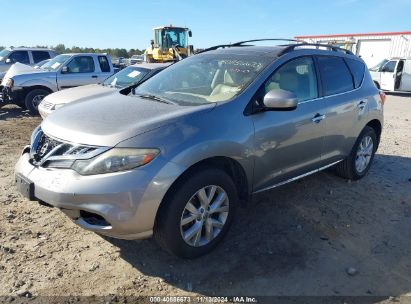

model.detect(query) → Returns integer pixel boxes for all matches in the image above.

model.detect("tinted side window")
[98,56,110,72]
[32,51,51,63]
[264,56,318,102]
[382,60,397,73]
[66,56,95,73]
[317,56,354,95]
[9,51,30,64]
[345,58,365,88]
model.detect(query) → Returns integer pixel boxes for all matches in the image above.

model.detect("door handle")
[92,75,98,78]
[311,113,326,123]
[358,100,367,110]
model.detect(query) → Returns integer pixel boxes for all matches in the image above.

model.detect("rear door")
[380,60,398,91]
[251,56,326,192]
[57,55,98,89]
[31,50,51,64]
[317,56,368,163]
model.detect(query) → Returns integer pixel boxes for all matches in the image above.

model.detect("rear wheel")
[24,89,49,116]
[335,126,377,180]
[154,168,237,258]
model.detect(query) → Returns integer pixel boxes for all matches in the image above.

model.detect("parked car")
[15,42,384,258]
[0,47,56,82]
[1,53,114,114]
[33,59,51,69]
[129,55,144,65]
[112,57,128,68]
[38,63,171,119]
[370,57,411,92]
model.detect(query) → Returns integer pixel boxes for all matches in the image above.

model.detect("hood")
[5,62,48,77]
[43,84,117,105]
[41,94,216,147]
[1,62,51,85]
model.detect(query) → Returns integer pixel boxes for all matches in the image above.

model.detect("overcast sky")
[2,0,411,50]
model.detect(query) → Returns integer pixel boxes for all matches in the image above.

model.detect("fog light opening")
[80,210,111,227]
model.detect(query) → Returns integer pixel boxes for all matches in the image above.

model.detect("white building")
[295,31,411,68]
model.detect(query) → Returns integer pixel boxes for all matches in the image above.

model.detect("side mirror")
[188,30,192,38]
[150,40,155,49]
[5,58,11,64]
[61,66,69,74]
[263,89,298,111]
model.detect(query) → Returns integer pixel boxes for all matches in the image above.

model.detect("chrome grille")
[30,128,108,168]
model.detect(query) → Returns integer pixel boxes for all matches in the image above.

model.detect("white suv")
[0,47,56,81]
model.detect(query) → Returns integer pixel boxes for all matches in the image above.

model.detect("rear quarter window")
[98,56,111,72]
[345,58,365,88]
[317,56,354,96]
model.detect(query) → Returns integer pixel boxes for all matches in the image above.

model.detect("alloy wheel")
[180,185,229,247]
[355,135,374,173]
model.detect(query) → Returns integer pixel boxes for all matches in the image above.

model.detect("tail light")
[379,91,386,105]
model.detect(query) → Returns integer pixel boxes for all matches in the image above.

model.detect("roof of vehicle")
[153,26,188,30]
[60,53,110,56]
[130,62,172,70]
[203,45,360,60]
[6,47,55,52]
[387,57,411,60]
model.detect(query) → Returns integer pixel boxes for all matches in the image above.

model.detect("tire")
[154,168,238,258]
[24,89,49,116]
[335,126,377,180]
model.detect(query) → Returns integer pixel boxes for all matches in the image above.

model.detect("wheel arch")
[366,119,382,148]
[25,85,53,94]
[154,156,250,226]
[373,81,381,89]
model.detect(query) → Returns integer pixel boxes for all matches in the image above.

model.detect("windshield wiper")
[137,94,175,105]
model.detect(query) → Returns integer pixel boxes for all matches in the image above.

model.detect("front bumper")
[2,86,26,106]
[15,149,184,240]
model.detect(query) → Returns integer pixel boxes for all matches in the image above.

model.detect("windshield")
[370,59,389,72]
[133,53,271,105]
[41,54,71,71]
[156,28,187,48]
[0,49,11,61]
[103,66,150,88]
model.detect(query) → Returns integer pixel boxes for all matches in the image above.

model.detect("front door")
[57,56,98,90]
[251,56,325,192]
[380,60,398,91]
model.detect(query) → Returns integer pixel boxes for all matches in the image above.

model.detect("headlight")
[5,78,13,88]
[71,148,160,175]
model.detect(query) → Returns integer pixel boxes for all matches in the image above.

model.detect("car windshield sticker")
[51,62,61,69]
[127,70,141,78]
[110,78,118,86]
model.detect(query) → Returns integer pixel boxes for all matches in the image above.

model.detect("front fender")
[117,106,255,195]
[19,78,57,92]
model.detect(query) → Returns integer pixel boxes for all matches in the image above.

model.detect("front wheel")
[24,89,49,116]
[154,168,237,258]
[335,126,377,180]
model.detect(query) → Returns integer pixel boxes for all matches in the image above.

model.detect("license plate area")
[15,174,35,200]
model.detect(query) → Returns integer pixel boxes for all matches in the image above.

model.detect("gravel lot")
[0,94,410,303]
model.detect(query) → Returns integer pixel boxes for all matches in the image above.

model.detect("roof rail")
[278,43,354,56]
[198,38,306,54]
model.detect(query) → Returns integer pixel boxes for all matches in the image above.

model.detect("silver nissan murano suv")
[15,41,384,258]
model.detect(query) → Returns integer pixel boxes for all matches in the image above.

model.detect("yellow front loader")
[144,25,193,63]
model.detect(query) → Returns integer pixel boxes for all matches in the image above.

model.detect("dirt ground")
[1,94,411,303]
